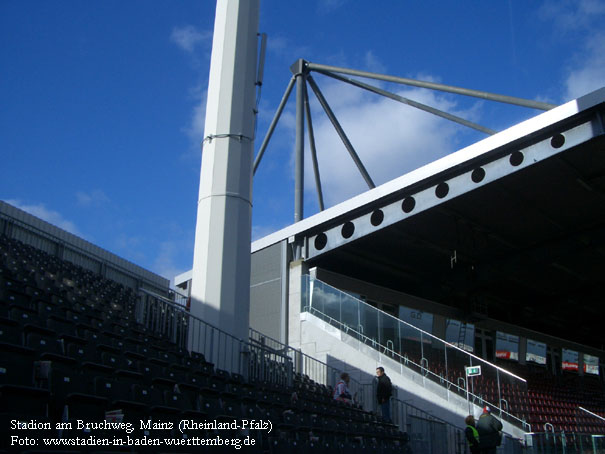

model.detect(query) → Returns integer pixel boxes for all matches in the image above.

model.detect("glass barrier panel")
[400,318,421,364]
[497,366,528,426]
[340,291,360,336]
[444,342,470,392]
[378,310,399,357]
[313,279,341,324]
[359,300,379,347]
[308,276,323,314]
[593,435,605,452]
[301,274,309,311]
[425,334,447,384]
[302,275,529,428]
[399,318,422,375]
[470,356,499,410]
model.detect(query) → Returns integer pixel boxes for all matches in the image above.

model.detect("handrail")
[248,325,366,404]
[501,398,509,413]
[308,276,526,383]
[303,304,530,431]
[138,288,294,383]
[458,377,466,389]
[578,407,605,422]
[421,357,429,376]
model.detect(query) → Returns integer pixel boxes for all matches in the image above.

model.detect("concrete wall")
[300,311,526,439]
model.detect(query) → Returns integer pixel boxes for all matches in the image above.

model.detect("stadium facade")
[174,87,605,437]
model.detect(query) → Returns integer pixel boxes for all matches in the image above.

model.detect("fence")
[524,432,605,454]
[138,288,526,454]
[137,289,292,386]
[249,327,367,407]
[248,327,507,454]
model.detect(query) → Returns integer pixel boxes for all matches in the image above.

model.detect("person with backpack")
[376,366,392,422]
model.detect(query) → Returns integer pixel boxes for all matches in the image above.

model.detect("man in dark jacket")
[476,406,503,454]
[376,367,392,422]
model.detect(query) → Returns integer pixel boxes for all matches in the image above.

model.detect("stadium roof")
[252,87,605,350]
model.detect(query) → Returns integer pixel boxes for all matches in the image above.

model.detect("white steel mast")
[190,0,260,343]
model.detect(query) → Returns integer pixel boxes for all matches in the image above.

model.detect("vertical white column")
[190,0,260,344]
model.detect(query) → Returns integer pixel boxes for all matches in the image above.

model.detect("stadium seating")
[1,234,408,452]
[3,231,602,453]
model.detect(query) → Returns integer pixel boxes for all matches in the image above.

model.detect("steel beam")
[253,76,296,174]
[294,73,305,222]
[307,62,557,111]
[303,78,325,211]
[307,75,376,189]
[317,69,496,135]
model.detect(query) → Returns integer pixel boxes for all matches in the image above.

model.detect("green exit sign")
[466,366,481,377]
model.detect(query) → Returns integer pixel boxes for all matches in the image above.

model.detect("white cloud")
[170,25,210,53]
[184,85,208,153]
[540,0,605,101]
[301,80,473,206]
[5,199,83,237]
[363,50,387,74]
[265,34,311,63]
[540,0,605,30]
[76,189,110,207]
[151,241,189,284]
[565,32,605,100]
[317,0,347,14]
[170,26,212,158]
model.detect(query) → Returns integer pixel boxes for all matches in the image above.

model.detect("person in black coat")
[476,406,503,454]
[376,366,392,422]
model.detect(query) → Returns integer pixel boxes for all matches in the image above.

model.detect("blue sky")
[1,1,604,282]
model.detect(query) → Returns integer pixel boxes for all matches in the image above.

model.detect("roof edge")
[251,87,605,253]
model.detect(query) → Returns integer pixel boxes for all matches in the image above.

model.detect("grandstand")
[1,204,410,452]
[3,90,605,453]
[2,89,604,454]
[2,0,605,450]
[2,97,605,454]
[240,86,605,449]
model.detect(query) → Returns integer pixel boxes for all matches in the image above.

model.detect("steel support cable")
[303,77,325,211]
[307,75,376,189]
[316,69,497,135]
[253,76,296,174]
[307,62,557,111]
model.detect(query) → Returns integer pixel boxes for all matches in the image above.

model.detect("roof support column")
[292,59,307,223]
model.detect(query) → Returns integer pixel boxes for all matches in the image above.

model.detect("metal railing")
[137,289,526,453]
[249,327,367,407]
[137,289,292,386]
[524,432,605,454]
[392,396,465,454]
[302,275,531,431]
[249,322,528,454]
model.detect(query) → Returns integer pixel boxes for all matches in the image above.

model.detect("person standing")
[464,415,480,454]
[376,366,392,422]
[476,406,503,454]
